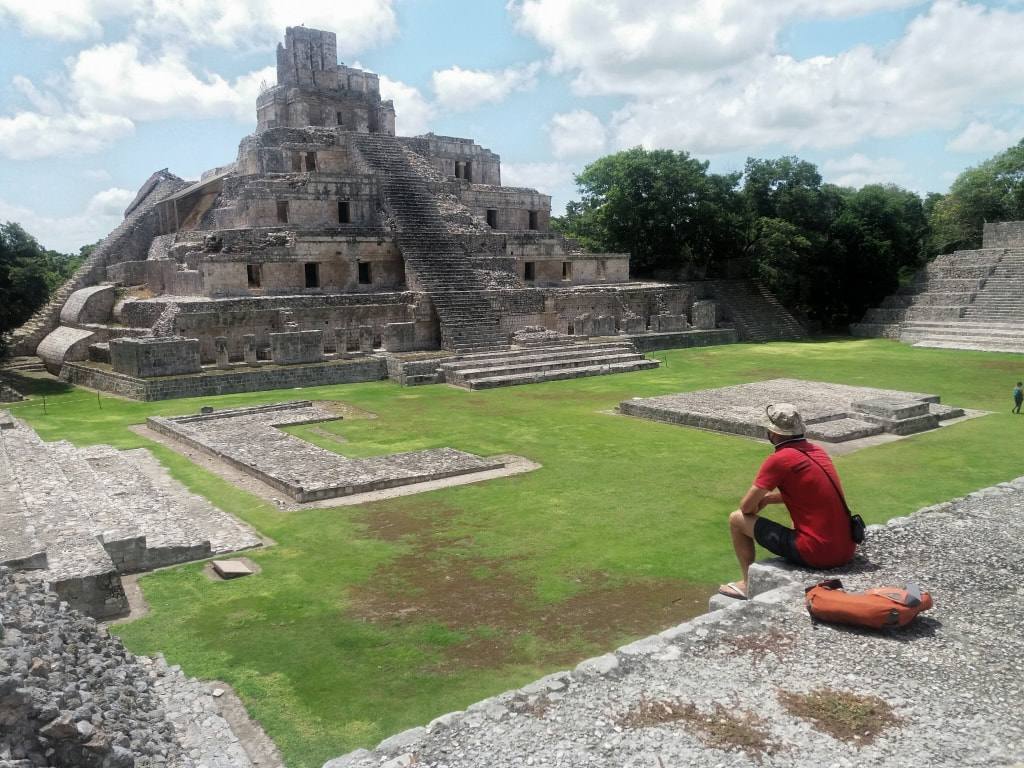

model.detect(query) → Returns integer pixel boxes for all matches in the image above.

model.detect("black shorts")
[754,517,807,567]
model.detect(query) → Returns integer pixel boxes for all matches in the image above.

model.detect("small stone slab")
[212,559,253,579]
[851,397,929,420]
[0,410,15,430]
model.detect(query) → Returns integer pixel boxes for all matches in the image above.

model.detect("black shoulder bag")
[784,445,865,545]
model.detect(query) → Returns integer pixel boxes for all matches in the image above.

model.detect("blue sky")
[2,0,1024,252]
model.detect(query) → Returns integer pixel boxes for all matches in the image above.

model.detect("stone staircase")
[704,280,807,342]
[350,133,512,352]
[440,340,658,389]
[853,247,1024,352]
[0,413,261,618]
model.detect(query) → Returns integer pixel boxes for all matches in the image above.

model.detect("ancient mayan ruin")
[7,26,804,400]
[853,221,1024,352]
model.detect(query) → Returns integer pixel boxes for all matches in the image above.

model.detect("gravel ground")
[325,477,1024,768]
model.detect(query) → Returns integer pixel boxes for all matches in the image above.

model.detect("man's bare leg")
[725,509,758,596]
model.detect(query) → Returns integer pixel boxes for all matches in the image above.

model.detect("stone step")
[466,359,659,390]
[913,338,1024,353]
[444,341,635,367]
[449,351,649,386]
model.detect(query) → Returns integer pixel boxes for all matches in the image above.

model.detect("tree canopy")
[0,223,84,355]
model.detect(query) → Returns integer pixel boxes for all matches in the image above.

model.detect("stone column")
[358,325,374,353]
[214,336,230,368]
[334,326,349,358]
[692,300,717,330]
[243,334,258,366]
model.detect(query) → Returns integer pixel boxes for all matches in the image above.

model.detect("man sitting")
[719,403,857,600]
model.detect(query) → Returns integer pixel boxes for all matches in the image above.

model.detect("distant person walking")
[1014,382,1023,414]
[719,403,857,600]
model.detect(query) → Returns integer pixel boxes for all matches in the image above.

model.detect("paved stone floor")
[148,401,505,502]
[620,378,967,444]
[324,477,1024,768]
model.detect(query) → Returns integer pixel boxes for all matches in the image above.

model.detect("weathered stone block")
[692,300,717,330]
[590,315,616,336]
[650,313,689,332]
[384,322,416,352]
[242,334,258,366]
[621,314,645,334]
[214,336,230,368]
[270,330,324,365]
[358,325,374,353]
[110,337,202,378]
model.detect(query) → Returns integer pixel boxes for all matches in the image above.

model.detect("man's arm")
[739,485,771,516]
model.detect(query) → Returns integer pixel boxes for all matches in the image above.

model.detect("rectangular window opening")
[528,210,539,230]
[276,200,289,223]
[358,261,372,285]
[304,262,320,289]
[305,151,317,171]
[338,200,351,224]
[486,209,498,229]
[562,261,572,281]
[464,161,472,182]
[524,261,536,281]
[336,111,344,126]
[246,264,261,288]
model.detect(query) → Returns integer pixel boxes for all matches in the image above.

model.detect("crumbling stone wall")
[982,220,1024,248]
[109,337,202,377]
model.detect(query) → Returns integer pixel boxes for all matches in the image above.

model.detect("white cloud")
[548,110,606,158]
[509,0,921,96]
[378,74,434,136]
[946,120,1022,152]
[0,0,138,40]
[511,1,1024,156]
[0,187,135,251]
[0,110,134,159]
[70,42,273,122]
[431,63,541,111]
[822,153,907,188]
[501,161,575,192]
[0,0,397,53]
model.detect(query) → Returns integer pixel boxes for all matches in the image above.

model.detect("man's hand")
[739,485,770,516]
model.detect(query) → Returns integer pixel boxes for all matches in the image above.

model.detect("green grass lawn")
[7,338,1024,767]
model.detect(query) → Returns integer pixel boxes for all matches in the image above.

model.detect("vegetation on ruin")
[0,223,88,355]
[5,339,1024,767]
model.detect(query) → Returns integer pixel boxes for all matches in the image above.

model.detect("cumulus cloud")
[501,161,575,191]
[511,0,1024,155]
[946,120,1022,152]
[0,187,136,251]
[0,110,134,160]
[378,74,434,136]
[0,0,397,53]
[70,42,273,122]
[548,110,606,158]
[431,63,541,111]
[822,153,908,188]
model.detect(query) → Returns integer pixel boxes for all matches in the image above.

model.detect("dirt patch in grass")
[350,506,712,670]
[980,360,1024,372]
[618,698,778,760]
[312,400,377,419]
[778,687,901,746]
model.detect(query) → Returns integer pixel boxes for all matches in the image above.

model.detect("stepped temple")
[854,221,1024,353]
[8,27,804,399]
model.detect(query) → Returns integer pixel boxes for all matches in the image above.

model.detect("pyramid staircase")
[0,413,261,618]
[704,280,807,342]
[350,133,512,352]
[440,339,657,389]
[853,248,1024,353]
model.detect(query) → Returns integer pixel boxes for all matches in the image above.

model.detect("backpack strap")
[781,444,855,521]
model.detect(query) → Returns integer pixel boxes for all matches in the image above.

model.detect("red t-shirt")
[754,440,855,568]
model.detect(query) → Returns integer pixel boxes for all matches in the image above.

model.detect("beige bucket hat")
[763,403,805,436]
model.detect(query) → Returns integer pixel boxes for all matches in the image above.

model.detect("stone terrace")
[620,378,965,443]
[323,477,1024,768]
[147,401,505,502]
[0,411,261,618]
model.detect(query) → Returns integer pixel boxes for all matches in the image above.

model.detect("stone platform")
[0,412,261,618]
[619,378,966,443]
[148,401,505,502]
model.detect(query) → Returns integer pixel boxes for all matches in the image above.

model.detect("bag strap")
[781,444,854,521]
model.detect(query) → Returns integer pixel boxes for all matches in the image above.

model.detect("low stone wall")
[384,353,452,385]
[60,357,388,401]
[110,336,202,377]
[627,328,737,353]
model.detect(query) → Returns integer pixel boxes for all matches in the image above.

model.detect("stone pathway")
[323,477,1024,768]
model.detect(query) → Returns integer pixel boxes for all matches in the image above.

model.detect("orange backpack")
[804,578,933,630]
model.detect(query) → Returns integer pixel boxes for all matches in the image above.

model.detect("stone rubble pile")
[0,567,255,768]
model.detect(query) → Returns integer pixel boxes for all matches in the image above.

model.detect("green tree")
[553,147,746,278]
[927,139,1024,254]
[0,222,84,356]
